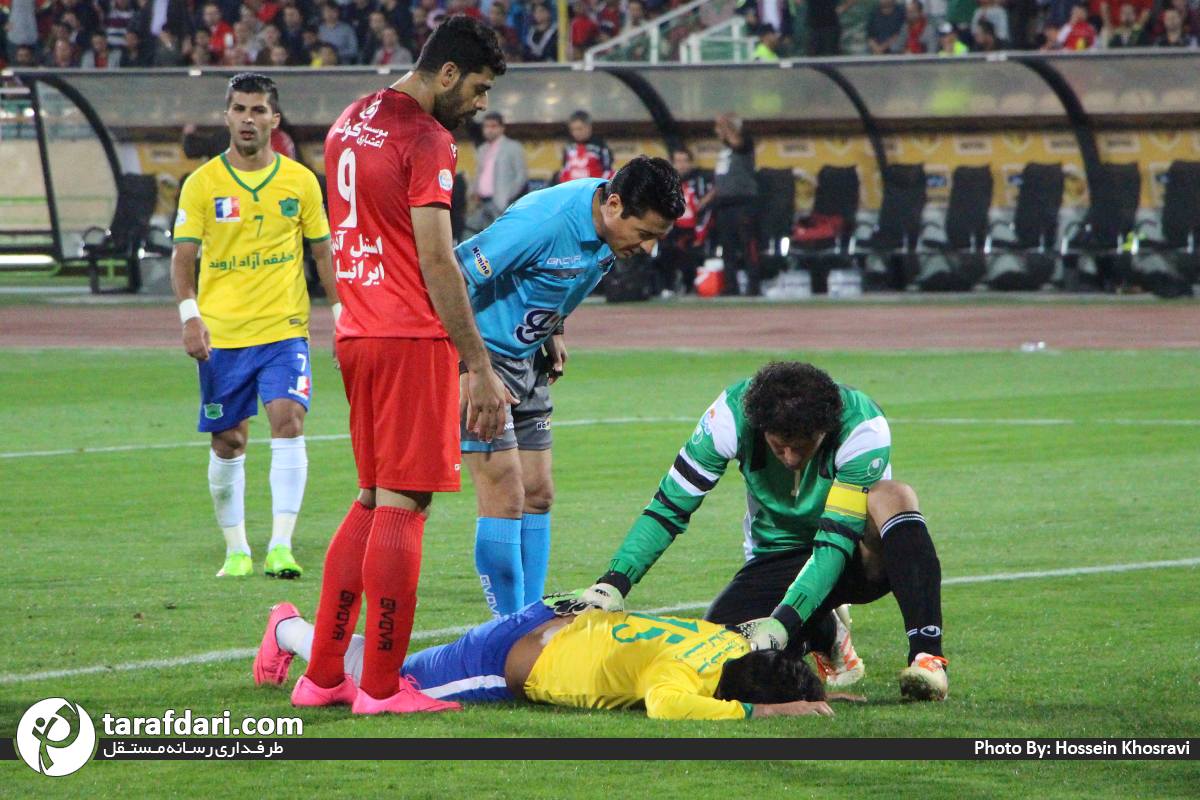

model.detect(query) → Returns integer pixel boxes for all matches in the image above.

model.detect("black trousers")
[714,201,759,295]
[703,546,891,653]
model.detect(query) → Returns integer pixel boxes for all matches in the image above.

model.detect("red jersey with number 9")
[326,89,459,340]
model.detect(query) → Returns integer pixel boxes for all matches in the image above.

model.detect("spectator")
[81,29,122,66]
[973,16,1000,48]
[13,44,39,67]
[1045,0,1076,28]
[42,21,74,64]
[104,0,138,49]
[153,26,187,63]
[190,27,216,62]
[627,0,649,28]
[1147,0,1196,40]
[237,4,265,38]
[6,0,43,63]
[120,27,153,64]
[278,6,306,59]
[559,109,613,182]
[805,0,854,55]
[49,37,79,66]
[488,0,522,60]
[200,2,235,58]
[970,0,1009,44]
[57,0,103,40]
[1107,1,1147,45]
[1154,5,1196,44]
[447,0,486,19]
[1091,0,1148,32]
[311,39,340,63]
[1058,0,1097,47]
[244,0,281,25]
[570,0,600,56]
[711,112,759,295]
[464,111,529,236]
[654,147,713,296]
[266,42,291,63]
[937,20,968,52]
[370,25,412,62]
[903,0,938,52]
[522,1,557,60]
[317,1,358,62]
[250,21,281,61]
[377,0,415,50]
[596,0,621,37]
[343,0,376,45]
[866,0,906,53]
[944,0,978,29]
[753,22,781,58]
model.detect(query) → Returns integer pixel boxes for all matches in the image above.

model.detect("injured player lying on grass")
[254,599,864,719]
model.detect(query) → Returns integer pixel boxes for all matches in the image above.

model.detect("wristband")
[597,570,632,598]
[331,302,343,325]
[178,298,201,323]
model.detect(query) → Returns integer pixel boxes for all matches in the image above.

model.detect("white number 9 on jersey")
[337,149,357,229]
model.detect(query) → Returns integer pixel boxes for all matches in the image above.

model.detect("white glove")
[580,582,625,612]
[733,617,789,651]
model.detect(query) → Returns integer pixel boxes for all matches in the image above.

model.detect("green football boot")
[216,551,253,578]
[264,544,303,579]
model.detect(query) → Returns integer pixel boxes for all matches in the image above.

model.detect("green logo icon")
[279,197,299,217]
[204,403,224,420]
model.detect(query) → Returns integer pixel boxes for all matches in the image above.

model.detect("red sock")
[305,501,373,689]
[359,506,424,700]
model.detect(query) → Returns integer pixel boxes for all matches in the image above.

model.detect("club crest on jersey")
[279,197,299,217]
[289,376,310,400]
[471,247,491,277]
[515,308,562,345]
[214,197,240,221]
[450,143,458,159]
[691,408,715,444]
[438,169,454,192]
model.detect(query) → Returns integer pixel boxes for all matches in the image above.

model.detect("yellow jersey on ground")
[524,610,752,720]
[174,152,330,348]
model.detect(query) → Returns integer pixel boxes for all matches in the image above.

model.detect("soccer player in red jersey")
[295,16,514,715]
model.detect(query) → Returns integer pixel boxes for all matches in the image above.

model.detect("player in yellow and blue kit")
[256,600,854,719]
[171,73,339,580]
[453,156,683,619]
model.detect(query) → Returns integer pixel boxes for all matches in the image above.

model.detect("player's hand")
[752,700,835,718]
[544,334,568,385]
[182,317,211,361]
[732,617,788,651]
[465,366,516,442]
[541,590,592,617]
[580,581,624,612]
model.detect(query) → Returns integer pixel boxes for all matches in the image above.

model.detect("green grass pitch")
[1,345,1197,798]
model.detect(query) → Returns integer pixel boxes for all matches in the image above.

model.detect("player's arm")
[411,204,513,442]
[643,664,751,721]
[543,332,566,384]
[582,392,738,609]
[171,173,210,361]
[770,433,892,644]
[171,240,209,361]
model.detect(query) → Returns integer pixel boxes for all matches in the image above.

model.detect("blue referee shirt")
[454,178,615,360]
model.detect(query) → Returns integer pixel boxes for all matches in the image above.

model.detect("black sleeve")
[734,135,754,155]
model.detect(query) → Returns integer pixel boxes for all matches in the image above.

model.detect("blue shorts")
[197,338,311,433]
[400,602,557,703]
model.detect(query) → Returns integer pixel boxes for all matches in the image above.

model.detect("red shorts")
[337,337,461,493]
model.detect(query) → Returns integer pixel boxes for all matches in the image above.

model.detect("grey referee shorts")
[460,349,553,454]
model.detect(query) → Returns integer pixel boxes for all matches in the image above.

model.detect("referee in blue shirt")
[455,156,685,617]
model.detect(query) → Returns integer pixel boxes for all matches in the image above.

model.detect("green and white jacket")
[608,379,891,625]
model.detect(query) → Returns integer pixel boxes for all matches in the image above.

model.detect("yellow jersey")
[524,610,752,720]
[174,152,330,348]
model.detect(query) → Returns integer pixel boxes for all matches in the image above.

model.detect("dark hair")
[568,109,591,124]
[226,72,280,113]
[483,110,504,124]
[977,18,996,36]
[605,155,686,221]
[416,14,506,77]
[716,649,826,705]
[742,361,843,439]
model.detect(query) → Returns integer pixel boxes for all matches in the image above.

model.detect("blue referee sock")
[520,512,552,605]
[474,517,523,618]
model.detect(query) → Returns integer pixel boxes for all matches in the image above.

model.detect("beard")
[430,78,471,130]
[233,132,267,158]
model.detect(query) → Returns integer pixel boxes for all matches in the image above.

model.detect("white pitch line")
[4,558,1198,685]
[3,417,1198,461]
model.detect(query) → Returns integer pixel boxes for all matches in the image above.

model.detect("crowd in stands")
[0,0,709,69]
